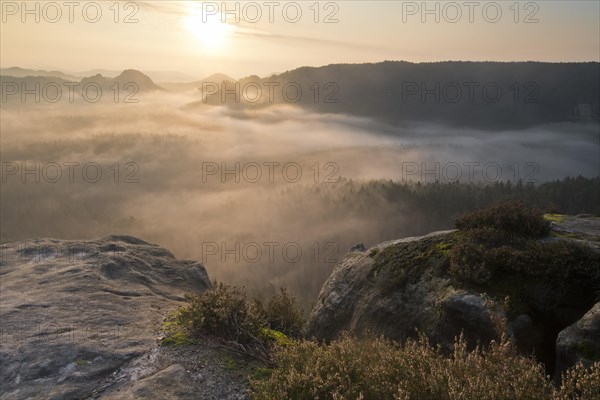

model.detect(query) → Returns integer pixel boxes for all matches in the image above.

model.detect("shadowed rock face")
[0,235,210,399]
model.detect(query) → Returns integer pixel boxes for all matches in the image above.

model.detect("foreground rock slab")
[0,235,211,399]
[93,340,256,400]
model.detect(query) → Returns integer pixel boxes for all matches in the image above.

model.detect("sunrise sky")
[1,1,599,80]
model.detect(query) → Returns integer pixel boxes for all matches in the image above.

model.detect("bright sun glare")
[183,6,233,50]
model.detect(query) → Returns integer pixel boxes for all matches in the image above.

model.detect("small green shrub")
[434,242,451,255]
[456,201,550,238]
[260,327,293,346]
[161,331,196,347]
[544,213,565,223]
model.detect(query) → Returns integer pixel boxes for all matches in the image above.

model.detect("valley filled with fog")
[1,89,599,304]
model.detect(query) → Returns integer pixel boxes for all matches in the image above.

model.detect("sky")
[1,0,599,80]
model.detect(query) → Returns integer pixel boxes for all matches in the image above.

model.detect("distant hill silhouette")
[78,69,163,92]
[0,69,163,103]
[0,67,196,82]
[0,67,80,81]
[110,69,164,91]
[4,62,599,129]
[203,61,600,129]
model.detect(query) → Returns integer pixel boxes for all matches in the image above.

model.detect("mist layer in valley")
[1,89,599,303]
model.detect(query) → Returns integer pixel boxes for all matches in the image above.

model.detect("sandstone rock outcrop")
[0,235,211,399]
[305,216,600,375]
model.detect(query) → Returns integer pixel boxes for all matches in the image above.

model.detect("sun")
[183,7,233,50]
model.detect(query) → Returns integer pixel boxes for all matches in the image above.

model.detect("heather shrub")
[164,282,304,361]
[448,202,598,285]
[258,288,304,338]
[521,240,599,278]
[251,333,600,400]
[554,362,600,400]
[449,243,494,284]
[449,239,599,291]
[175,282,266,343]
[487,245,528,272]
[464,226,516,246]
[456,201,550,238]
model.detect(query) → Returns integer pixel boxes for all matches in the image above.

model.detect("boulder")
[555,302,600,382]
[304,231,499,349]
[305,224,599,372]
